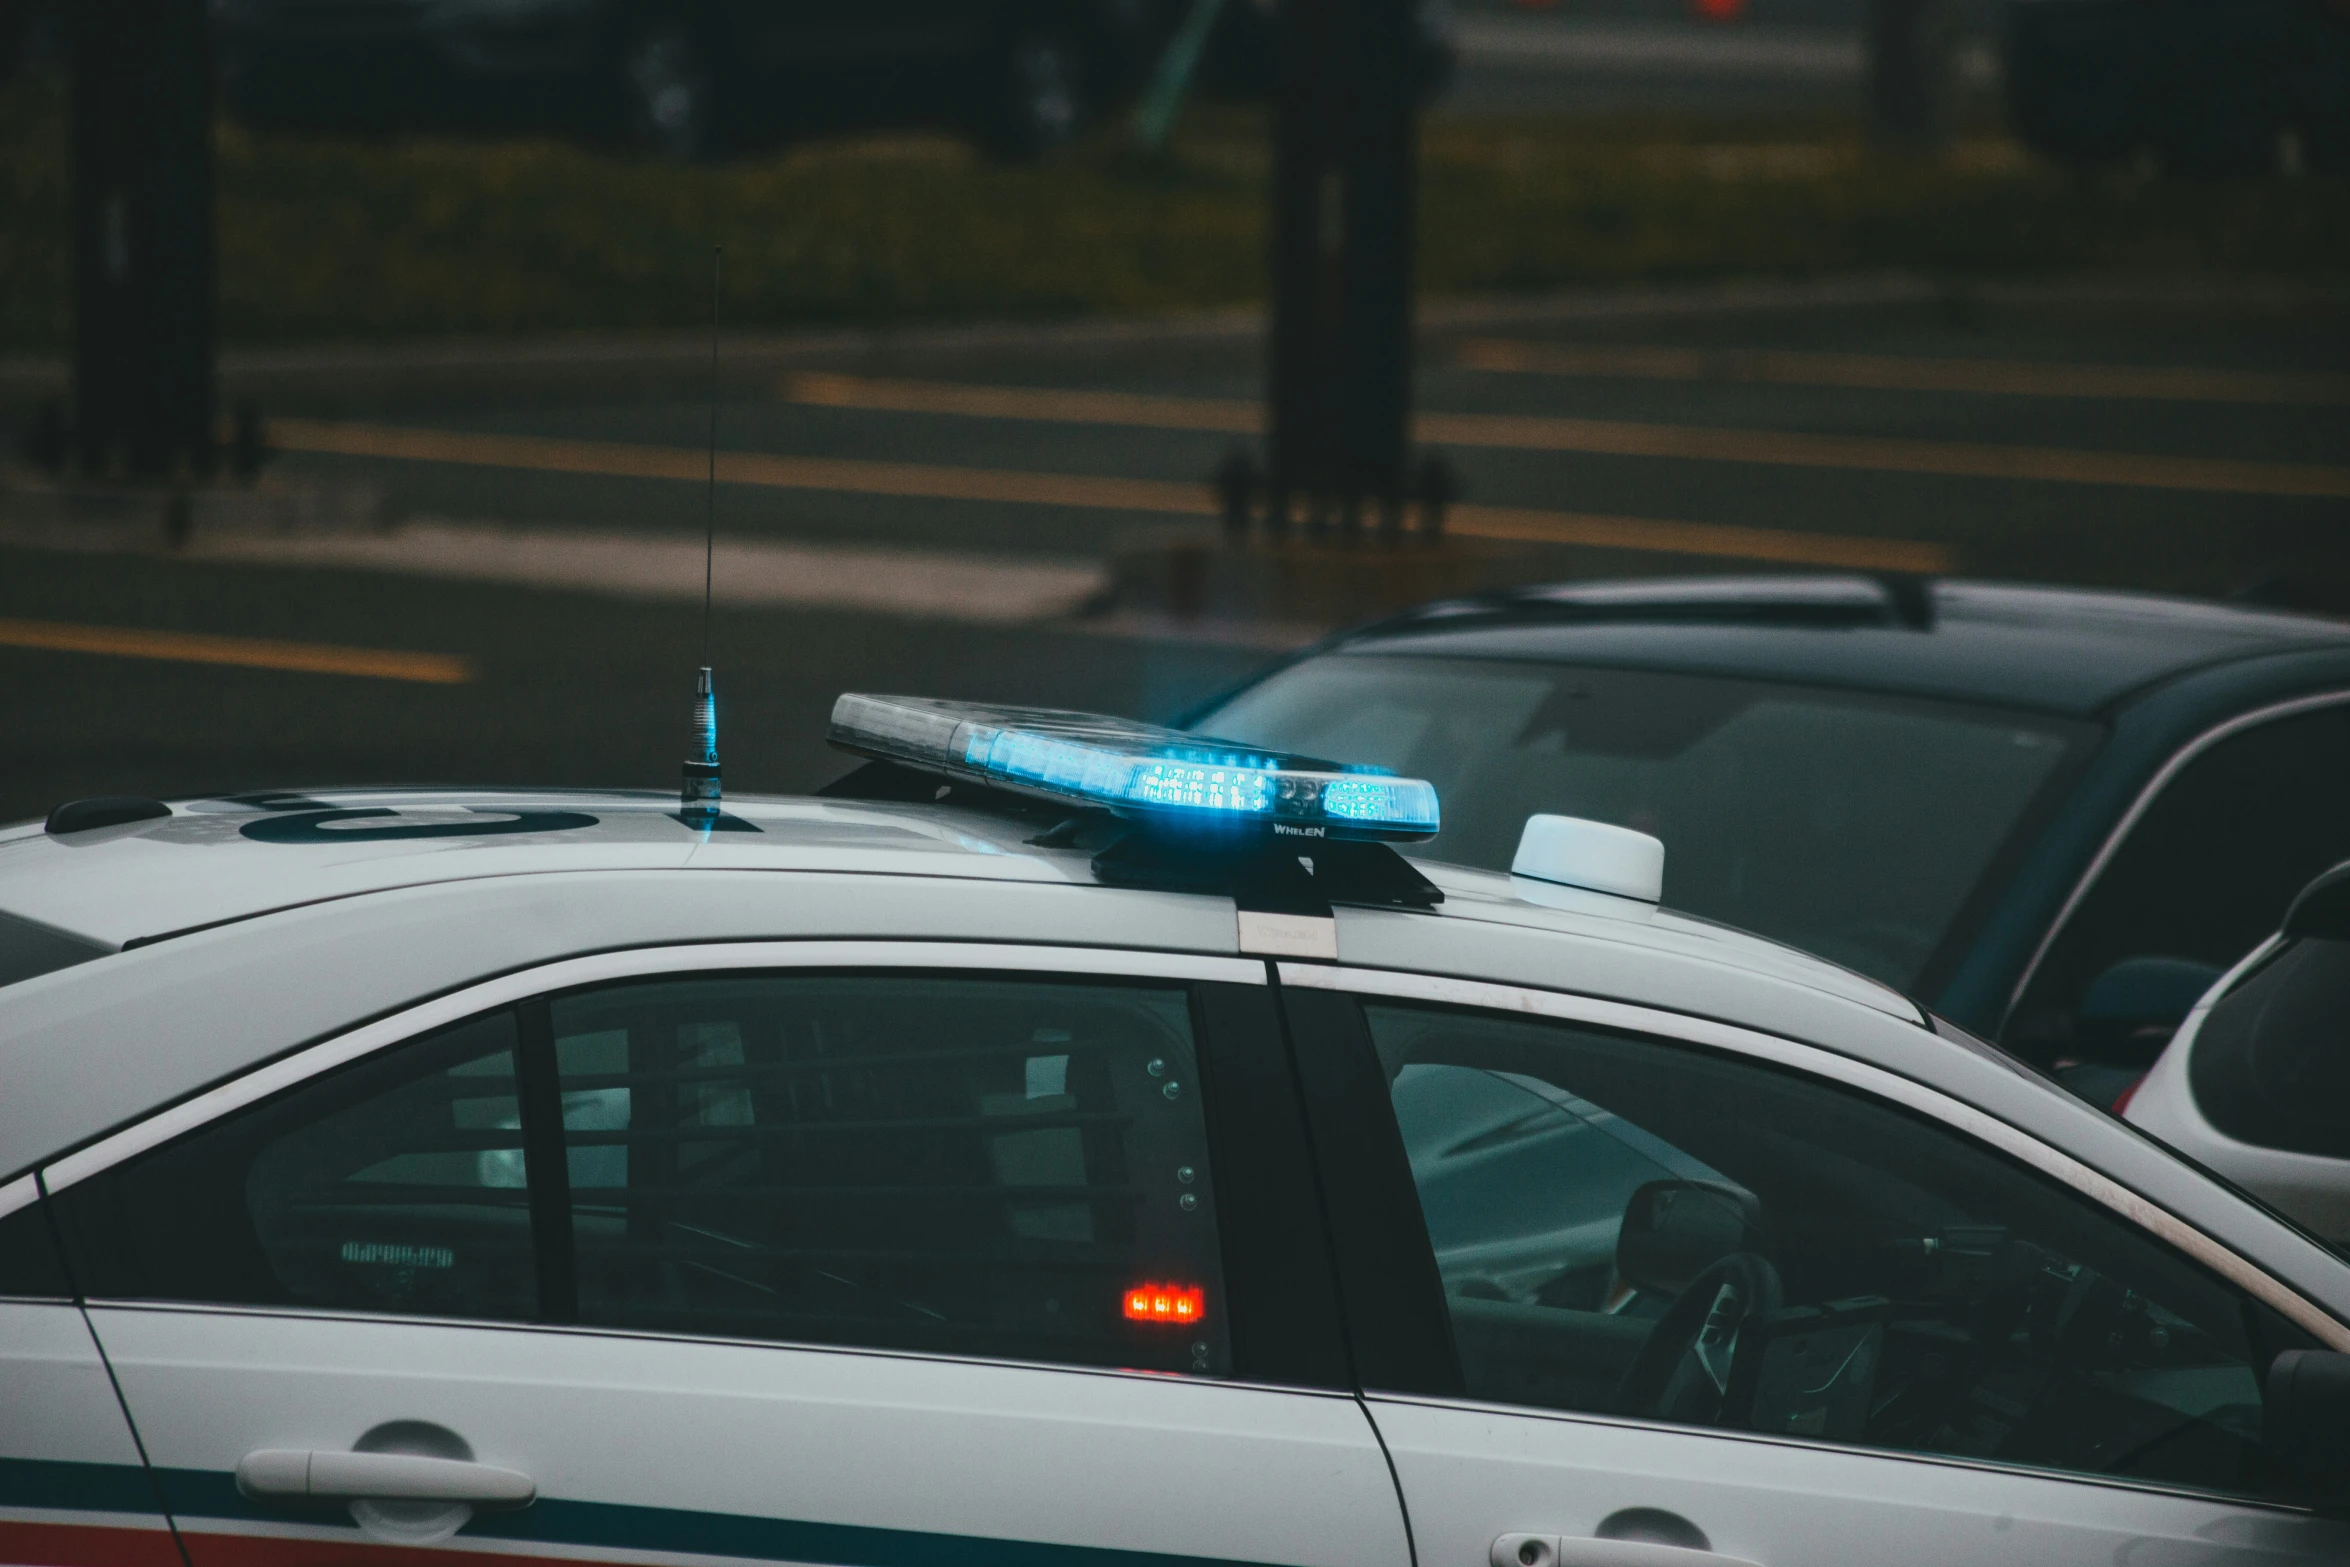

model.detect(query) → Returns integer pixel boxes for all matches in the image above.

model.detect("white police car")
[4,694,2350,1567]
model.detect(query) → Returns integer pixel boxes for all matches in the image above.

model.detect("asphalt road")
[0,548,1266,830]
[5,291,2348,827]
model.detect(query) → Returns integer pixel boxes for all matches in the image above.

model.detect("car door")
[1275,963,2350,1567]
[0,1177,181,1567]
[37,941,1407,1567]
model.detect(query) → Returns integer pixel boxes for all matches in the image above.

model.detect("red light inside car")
[2111,1075,2145,1117]
[1123,1282,1206,1324]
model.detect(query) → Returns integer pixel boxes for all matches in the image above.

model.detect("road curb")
[5,274,2339,414]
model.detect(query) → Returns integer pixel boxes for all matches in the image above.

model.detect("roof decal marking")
[240,808,602,845]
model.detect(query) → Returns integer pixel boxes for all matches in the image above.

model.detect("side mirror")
[2268,1350,2350,1506]
[2074,955,2224,1062]
[1615,1180,1767,1298]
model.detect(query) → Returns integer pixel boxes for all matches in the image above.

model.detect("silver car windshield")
[1199,654,2086,989]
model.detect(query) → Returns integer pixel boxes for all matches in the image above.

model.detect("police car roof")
[0,781,1921,1093]
[0,785,1899,1018]
[0,787,1082,948]
[1319,577,2350,718]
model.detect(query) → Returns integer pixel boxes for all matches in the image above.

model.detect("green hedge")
[1,71,2343,352]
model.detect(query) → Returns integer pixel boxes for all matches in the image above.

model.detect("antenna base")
[681,759,722,824]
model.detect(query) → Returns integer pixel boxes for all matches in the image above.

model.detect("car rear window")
[2189,938,2350,1160]
[1199,655,2085,989]
[0,910,108,991]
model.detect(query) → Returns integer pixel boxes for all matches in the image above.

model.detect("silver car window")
[45,956,1236,1380]
[50,1010,538,1322]
[547,971,1229,1375]
[0,909,107,992]
[2189,936,2350,1161]
[1366,999,2321,1503]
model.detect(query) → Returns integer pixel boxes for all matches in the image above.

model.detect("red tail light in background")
[1123,1282,1206,1324]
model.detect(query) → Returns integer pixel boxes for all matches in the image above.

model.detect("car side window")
[2010,703,2350,1062]
[46,971,1234,1377]
[2189,936,2350,1160]
[50,1011,537,1321]
[0,910,108,991]
[549,974,1228,1376]
[0,1197,72,1297]
[1366,1001,2313,1500]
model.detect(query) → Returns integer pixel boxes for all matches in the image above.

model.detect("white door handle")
[1495,1534,1760,1567]
[238,1449,535,1508]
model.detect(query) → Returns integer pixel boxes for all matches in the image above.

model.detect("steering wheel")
[1613,1251,1784,1425]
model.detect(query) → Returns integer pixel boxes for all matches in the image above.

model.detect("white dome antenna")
[1512,815,1664,904]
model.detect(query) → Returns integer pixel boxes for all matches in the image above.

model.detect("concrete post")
[1867,0,1953,148]
[1265,0,1419,538]
[70,0,216,479]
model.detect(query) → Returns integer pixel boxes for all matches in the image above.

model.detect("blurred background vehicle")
[2003,0,2350,175]
[210,0,1458,159]
[212,0,1170,159]
[1186,576,2350,1093]
[2125,861,2350,1245]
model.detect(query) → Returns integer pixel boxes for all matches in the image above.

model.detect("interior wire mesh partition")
[549,974,1230,1373]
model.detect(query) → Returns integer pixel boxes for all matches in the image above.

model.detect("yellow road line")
[1413,409,2350,498]
[0,617,472,683]
[271,417,1211,515]
[779,372,2350,500]
[267,417,1951,574]
[787,372,1259,433]
[1454,338,2350,407]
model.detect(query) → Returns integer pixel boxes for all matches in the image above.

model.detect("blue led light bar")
[827,694,1440,841]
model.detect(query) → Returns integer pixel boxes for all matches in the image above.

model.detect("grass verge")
[3,69,2345,353]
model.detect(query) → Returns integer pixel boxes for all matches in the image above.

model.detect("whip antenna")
[681,245,723,828]
[703,245,719,668]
